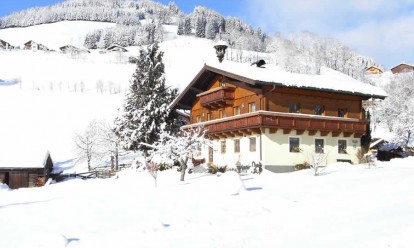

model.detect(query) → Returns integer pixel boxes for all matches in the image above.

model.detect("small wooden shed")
[0,151,53,189]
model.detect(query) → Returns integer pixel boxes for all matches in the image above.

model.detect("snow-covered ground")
[1,20,412,247]
[1,158,414,248]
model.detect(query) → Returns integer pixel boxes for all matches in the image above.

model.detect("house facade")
[0,39,13,49]
[391,63,414,74]
[172,62,387,172]
[24,40,49,51]
[364,66,383,74]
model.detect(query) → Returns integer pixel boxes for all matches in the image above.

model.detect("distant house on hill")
[364,66,383,75]
[59,45,89,54]
[24,40,49,52]
[0,39,14,49]
[390,63,414,74]
[0,151,54,189]
[172,62,387,172]
[106,44,128,52]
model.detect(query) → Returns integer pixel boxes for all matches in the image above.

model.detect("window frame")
[338,108,348,118]
[249,137,257,152]
[233,106,240,116]
[289,103,300,113]
[219,109,226,118]
[248,102,256,113]
[338,139,347,154]
[315,138,325,154]
[220,140,226,154]
[289,137,300,153]
[314,105,325,115]
[234,139,240,153]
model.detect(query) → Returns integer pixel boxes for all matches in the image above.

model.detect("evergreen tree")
[183,17,192,35]
[115,41,178,153]
[195,16,206,38]
[177,19,184,35]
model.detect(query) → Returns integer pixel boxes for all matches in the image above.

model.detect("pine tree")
[183,17,192,35]
[115,41,178,153]
[195,16,206,38]
[177,19,184,35]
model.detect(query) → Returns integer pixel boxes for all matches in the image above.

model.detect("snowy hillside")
[1,158,414,247]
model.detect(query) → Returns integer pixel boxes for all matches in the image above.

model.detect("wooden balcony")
[197,86,235,109]
[182,110,367,138]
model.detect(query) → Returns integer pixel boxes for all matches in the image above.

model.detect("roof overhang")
[171,63,387,110]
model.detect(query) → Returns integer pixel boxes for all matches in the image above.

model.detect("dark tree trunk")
[180,157,188,181]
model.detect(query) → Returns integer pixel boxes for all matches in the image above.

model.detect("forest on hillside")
[0,0,378,81]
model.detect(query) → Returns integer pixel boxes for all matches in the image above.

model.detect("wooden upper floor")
[190,75,363,123]
[172,63,387,137]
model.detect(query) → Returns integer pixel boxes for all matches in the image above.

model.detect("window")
[233,106,240,115]
[289,103,300,113]
[196,115,201,123]
[207,112,212,121]
[338,108,347,117]
[220,141,226,154]
[234,139,240,153]
[219,109,226,118]
[249,137,257,152]
[208,147,214,163]
[314,105,324,115]
[248,102,256,112]
[338,140,347,154]
[289,137,300,153]
[315,139,324,153]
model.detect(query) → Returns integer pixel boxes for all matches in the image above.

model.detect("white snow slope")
[1,158,414,248]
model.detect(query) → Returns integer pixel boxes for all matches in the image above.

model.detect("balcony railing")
[197,86,235,109]
[182,110,367,137]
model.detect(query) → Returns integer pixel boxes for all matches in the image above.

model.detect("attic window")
[314,105,324,115]
[338,108,347,117]
[289,103,300,113]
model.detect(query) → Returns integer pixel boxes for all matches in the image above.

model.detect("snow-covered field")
[1,20,412,248]
[1,158,414,248]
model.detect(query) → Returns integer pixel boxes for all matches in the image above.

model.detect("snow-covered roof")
[172,61,387,110]
[206,61,387,99]
[369,138,385,149]
[0,148,52,169]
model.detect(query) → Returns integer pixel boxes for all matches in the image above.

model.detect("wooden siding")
[191,81,364,124]
[198,86,235,109]
[10,171,29,189]
[265,87,362,119]
[184,111,367,139]
[391,64,414,74]
[1,169,45,189]
[190,78,260,124]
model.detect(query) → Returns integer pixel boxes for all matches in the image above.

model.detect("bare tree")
[74,120,102,171]
[143,127,212,181]
[95,120,122,171]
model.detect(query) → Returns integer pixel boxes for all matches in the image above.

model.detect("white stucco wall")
[207,135,261,168]
[261,129,361,168]
[203,129,362,171]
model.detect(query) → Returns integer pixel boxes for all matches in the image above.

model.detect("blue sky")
[1,0,414,69]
